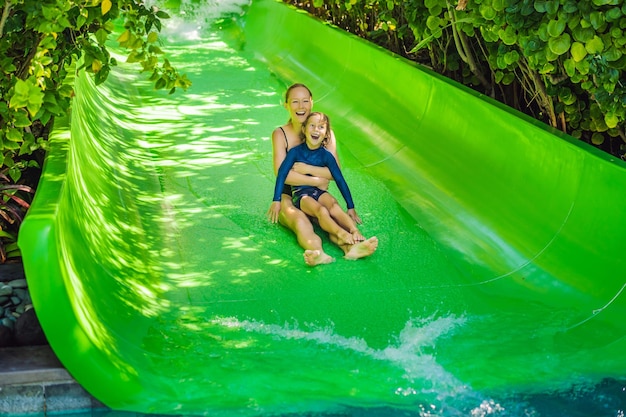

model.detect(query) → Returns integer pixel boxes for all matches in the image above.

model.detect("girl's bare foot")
[344,236,378,260]
[304,250,335,266]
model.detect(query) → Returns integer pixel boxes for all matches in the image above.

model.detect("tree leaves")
[571,42,587,62]
[290,0,626,155]
[548,33,571,55]
[9,79,44,118]
[101,0,113,16]
[0,0,192,180]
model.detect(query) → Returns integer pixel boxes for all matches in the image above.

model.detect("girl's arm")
[325,129,339,165]
[326,131,362,224]
[325,152,354,210]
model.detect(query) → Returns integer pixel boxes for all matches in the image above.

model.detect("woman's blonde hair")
[285,83,312,102]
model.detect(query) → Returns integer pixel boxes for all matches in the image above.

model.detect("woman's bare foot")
[350,229,365,242]
[337,229,355,246]
[344,236,378,260]
[304,250,335,266]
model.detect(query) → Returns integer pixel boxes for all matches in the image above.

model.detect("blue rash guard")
[273,143,355,209]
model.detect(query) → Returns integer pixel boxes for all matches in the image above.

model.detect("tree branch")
[0,0,12,39]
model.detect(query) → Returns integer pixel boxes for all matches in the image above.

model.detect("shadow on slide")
[18,0,626,414]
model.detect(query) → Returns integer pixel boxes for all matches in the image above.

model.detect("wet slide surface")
[18,0,626,415]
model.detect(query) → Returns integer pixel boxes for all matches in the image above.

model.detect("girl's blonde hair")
[300,112,331,147]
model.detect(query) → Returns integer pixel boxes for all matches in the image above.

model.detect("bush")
[0,0,191,261]
[287,0,626,157]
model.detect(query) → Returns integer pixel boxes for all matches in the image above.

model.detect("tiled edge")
[0,381,107,415]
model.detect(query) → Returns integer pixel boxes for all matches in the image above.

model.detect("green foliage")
[286,0,626,154]
[0,168,35,262]
[0,0,191,261]
[0,0,191,173]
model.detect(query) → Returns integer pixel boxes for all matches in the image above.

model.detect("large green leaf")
[547,18,566,37]
[480,4,497,20]
[548,33,571,55]
[572,26,595,42]
[498,25,517,45]
[570,42,587,62]
[589,11,606,29]
[585,35,605,54]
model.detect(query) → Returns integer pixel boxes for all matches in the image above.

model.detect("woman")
[267,83,378,266]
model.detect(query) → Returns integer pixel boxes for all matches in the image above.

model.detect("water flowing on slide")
[18,0,626,415]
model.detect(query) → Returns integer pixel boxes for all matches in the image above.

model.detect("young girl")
[269,112,377,255]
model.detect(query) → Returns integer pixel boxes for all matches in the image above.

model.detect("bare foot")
[337,229,355,246]
[350,229,365,242]
[344,236,378,260]
[304,250,335,266]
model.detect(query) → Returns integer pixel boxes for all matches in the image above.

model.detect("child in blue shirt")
[269,112,371,249]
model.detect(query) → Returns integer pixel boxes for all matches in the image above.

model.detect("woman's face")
[286,86,313,125]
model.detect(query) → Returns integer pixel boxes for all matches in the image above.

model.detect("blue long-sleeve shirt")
[273,144,355,209]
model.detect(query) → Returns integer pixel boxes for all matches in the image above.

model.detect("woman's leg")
[279,195,333,266]
[279,195,321,250]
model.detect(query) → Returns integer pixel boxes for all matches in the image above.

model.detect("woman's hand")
[292,162,333,180]
[292,162,309,175]
[315,177,330,190]
[347,208,362,225]
[267,201,281,223]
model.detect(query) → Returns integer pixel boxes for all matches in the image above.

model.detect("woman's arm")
[291,128,340,179]
[292,162,333,179]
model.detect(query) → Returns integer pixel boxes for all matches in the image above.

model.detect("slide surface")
[18,0,626,415]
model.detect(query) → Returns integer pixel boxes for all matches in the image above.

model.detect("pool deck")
[0,345,106,415]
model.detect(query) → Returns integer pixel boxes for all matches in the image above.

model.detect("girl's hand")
[267,201,281,223]
[347,208,362,225]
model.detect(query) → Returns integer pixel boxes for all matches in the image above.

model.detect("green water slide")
[18,0,626,414]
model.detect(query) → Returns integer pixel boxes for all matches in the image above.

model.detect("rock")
[14,308,47,346]
[0,285,12,296]
[7,278,27,288]
[13,288,27,300]
[2,317,14,329]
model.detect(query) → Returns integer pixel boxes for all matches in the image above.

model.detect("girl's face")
[304,115,328,149]
[286,86,313,125]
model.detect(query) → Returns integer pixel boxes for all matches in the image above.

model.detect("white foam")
[212,313,469,400]
[145,0,250,41]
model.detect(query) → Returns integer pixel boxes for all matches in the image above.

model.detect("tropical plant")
[0,168,34,262]
[0,0,192,262]
[287,0,626,157]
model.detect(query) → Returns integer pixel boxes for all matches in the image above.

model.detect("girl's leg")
[299,197,355,245]
[316,195,378,260]
[318,194,364,241]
